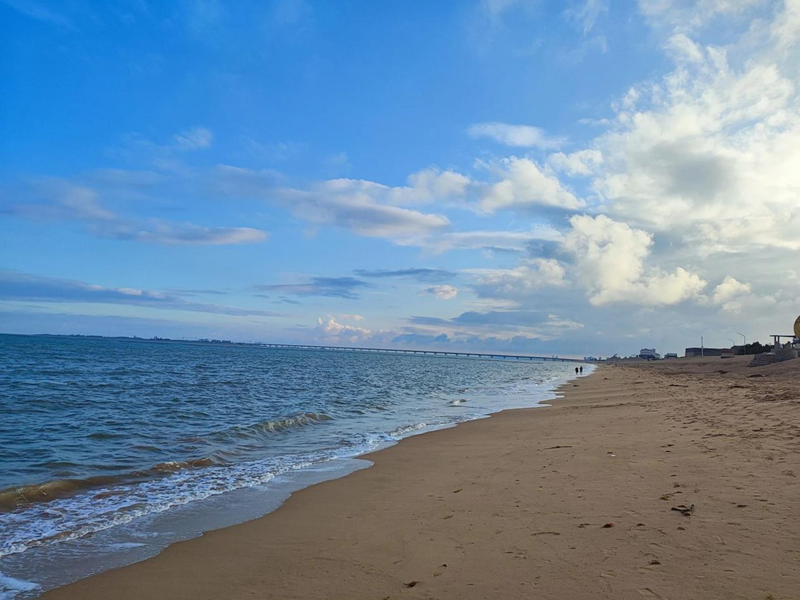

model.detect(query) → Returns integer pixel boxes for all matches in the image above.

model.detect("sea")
[0,333,588,598]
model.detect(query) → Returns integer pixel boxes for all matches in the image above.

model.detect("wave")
[0,413,335,514]
[0,437,384,560]
[0,475,126,513]
[389,422,428,437]
[221,412,334,439]
[0,458,221,513]
[0,571,39,600]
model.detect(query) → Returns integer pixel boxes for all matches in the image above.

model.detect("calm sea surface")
[0,334,586,598]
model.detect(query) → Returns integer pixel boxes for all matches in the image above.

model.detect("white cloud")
[315,316,372,342]
[468,258,567,301]
[710,276,752,304]
[0,269,279,317]
[323,151,351,171]
[564,0,609,35]
[704,276,778,314]
[637,0,764,32]
[480,0,538,22]
[172,127,213,151]
[547,149,604,176]
[282,179,450,242]
[0,0,73,28]
[665,32,705,63]
[215,167,452,244]
[479,157,584,212]
[772,0,800,50]
[337,313,365,321]
[468,122,566,148]
[424,285,459,300]
[389,168,471,205]
[97,220,268,245]
[3,178,268,246]
[427,225,564,253]
[563,214,706,305]
[585,29,800,254]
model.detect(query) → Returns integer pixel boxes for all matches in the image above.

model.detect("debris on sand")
[671,504,694,516]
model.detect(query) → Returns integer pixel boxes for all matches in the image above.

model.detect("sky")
[1,0,799,357]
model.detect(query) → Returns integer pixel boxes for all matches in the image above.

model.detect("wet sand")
[43,357,800,600]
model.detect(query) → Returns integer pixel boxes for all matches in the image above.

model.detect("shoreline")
[2,361,584,599]
[42,357,800,599]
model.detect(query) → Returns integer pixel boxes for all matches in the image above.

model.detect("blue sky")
[2,0,799,357]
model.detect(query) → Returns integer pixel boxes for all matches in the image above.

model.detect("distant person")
[580,366,583,374]
[575,367,579,375]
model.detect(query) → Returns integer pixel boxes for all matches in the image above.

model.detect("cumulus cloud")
[424,285,459,300]
[772,0,800,50]
[0,269,280,317]
[468,258,567,300]
[547,149,604,177]
[478,157,584,212]
[563,214,706,305]
[580,14,800,254]
[703,276,777,314]
[468,122,566,149]
[394,168,471,204]
[710,276,752,305]
[315,316,372,342]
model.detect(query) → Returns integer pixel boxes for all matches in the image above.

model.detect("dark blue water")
[0,334,585,598]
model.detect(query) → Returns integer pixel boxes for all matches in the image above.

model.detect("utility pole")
[701,335,704,357]
[737,332,747,354]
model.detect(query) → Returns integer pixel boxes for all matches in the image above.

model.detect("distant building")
[685,347,726,357]
[639,348,660,360]
[664,353,678,359]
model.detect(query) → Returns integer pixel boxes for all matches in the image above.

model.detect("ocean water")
[0,334,587,598]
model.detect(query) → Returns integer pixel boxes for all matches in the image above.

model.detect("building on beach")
[684,347,727,358]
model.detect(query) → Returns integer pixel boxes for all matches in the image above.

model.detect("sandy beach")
[42,357,800,600]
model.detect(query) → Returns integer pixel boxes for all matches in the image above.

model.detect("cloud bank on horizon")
[1,0,799,356]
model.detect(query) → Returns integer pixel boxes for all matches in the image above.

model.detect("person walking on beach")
[575,367,579,375]
[580,366,583,374]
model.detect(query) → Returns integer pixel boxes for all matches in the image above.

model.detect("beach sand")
[43,357,800,600]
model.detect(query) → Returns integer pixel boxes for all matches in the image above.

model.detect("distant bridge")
[259,343,584,363]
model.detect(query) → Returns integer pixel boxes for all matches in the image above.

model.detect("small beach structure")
[748,316,800,366]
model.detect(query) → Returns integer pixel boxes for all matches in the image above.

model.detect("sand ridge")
[42,357,800,600]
